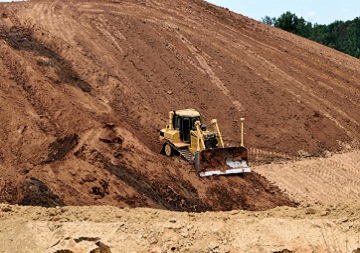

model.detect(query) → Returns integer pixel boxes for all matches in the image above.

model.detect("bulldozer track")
[254,150,360,204]
[248,147,302,163]
[177,148,194,164]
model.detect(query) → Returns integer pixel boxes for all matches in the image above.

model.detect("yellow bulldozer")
[159,109,250,177]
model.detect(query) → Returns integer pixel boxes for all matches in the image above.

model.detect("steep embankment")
[0,0,359,209]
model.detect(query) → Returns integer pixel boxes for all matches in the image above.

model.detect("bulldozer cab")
[173,113,200,143]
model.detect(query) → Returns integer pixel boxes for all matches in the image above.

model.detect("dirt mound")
[0,0,360,211]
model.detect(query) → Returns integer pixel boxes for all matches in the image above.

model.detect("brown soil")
[0,0,359,213]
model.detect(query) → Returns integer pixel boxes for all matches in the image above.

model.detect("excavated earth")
[0,0,308,211]
[1,0,360,252]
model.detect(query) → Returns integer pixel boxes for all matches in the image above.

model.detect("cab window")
[191,117,200,130]
[174,116,180,130]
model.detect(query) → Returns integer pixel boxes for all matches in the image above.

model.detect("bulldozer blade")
[194,147,250,177]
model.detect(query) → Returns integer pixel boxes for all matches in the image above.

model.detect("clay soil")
[1,0,360,252]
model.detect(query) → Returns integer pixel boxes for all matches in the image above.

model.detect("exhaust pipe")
[168,111,174,130]
[240,118,245,147]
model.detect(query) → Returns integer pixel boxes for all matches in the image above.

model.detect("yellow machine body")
[159,109,251,177]
[159,109,223,154]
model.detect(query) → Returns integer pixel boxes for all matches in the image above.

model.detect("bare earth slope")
[0,0,360,210]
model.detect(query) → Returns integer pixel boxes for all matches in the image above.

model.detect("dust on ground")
[1,201,360,253]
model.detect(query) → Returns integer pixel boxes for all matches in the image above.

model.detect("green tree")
[274,11,312,38]
[264,11,360,59]
[345,18,360,57]
[295,17,312,37]
[274,12,299,33]
[309,24,329,45]
[328,21,349,52]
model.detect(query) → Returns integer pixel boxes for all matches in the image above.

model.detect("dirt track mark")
[96,14,124,54]
[208,24,358,138]
[142,0,360,144]
[191,15,360,140]
[247,49,356,138]
[177,31,244,112]
[254,150,360,205]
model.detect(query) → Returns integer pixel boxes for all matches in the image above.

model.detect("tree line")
[261,12,360,58]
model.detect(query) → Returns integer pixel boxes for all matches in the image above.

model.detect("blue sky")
[206,0,360,25]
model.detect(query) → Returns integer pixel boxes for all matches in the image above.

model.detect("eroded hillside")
[0,0,360,210]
